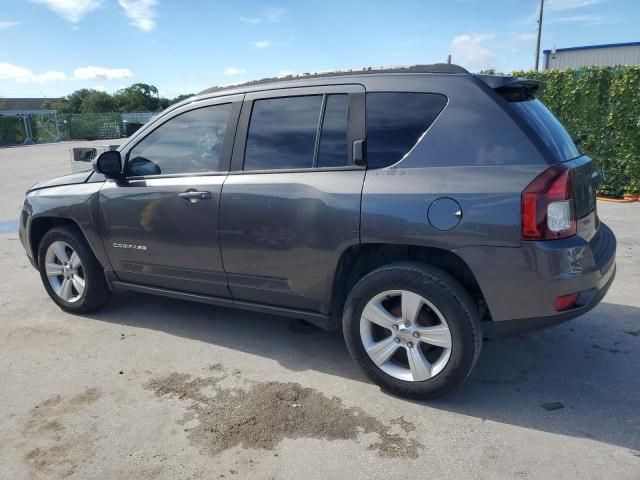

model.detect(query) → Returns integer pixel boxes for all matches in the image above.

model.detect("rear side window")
[509,99,580,162]
[244,95,323,170]
[244,94,351,171]
[366,93,447,169]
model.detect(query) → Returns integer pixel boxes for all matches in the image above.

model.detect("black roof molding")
[199,63,469,94]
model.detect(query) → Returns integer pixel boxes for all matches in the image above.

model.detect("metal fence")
[122,112,155,124]
[0,110,60,145]
[70,144,120,173]
[0,111,155,145]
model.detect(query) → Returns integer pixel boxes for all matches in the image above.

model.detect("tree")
[38,84,191,114]
[42,88,95,113]
[80,91,118,113]
[0,99,6,110]
[114,83,162,112]
[169,93,194,106]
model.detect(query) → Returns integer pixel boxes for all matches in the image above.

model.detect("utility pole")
[534,0,545,71]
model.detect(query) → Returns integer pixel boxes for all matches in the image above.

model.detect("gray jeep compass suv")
[19,64,616,398]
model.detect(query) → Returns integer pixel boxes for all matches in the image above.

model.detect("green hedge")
[0,116,25,144]
[512,66,640,196]
[30,114,60,143]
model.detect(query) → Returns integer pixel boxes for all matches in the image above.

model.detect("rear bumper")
[455,222,616,335]
[483,263,615,337]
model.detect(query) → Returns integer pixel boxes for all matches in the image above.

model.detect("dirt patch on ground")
[7,325,72,341]
[391,416,416,433]
[145,369,422,459]
[22,387,101,478]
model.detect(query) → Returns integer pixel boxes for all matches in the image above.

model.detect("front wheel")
[38,226,111,314]
[342,262,482,399]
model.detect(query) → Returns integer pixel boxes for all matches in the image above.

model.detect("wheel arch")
[29,217,94,267]
[330,243,490,329]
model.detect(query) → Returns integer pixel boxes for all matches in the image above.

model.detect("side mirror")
[129,156,161,176]
[92,150,123,179]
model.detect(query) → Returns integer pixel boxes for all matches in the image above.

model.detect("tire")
[342,262,482,399]
[37,226,111,314]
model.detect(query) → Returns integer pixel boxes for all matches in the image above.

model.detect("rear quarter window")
[366,92,447,169]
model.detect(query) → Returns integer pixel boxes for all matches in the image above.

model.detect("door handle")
[179,190,212,203]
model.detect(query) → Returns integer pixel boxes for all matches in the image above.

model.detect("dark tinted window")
[317,94,348,167]
[244,95,323,170]
[128,104,232,176]
[509,99,580,162]
[366,93,447,169]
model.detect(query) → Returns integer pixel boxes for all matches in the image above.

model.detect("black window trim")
[120,94,244,180]
[230,84,366,174]
[312,94,328,168]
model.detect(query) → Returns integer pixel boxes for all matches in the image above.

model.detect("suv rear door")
[220,85,365,314]
[99,95,242,297]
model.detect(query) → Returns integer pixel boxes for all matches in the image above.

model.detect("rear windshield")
[509,99,580,162]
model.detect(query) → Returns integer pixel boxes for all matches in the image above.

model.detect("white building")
[543,42,640,70]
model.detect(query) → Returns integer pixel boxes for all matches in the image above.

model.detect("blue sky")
[0,0,638,98]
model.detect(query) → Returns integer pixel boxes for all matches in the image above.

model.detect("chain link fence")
[70,144,120,173]
[0,111,154,145]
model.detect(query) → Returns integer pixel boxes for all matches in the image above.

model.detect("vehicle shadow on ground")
[90,294,640,452]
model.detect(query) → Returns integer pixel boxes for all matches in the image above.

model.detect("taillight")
[522,164,576,240]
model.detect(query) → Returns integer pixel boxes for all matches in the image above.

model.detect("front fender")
[20,182,111,270]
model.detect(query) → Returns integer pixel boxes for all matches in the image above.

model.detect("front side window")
[127,103,232,176]
[366,92,447,169]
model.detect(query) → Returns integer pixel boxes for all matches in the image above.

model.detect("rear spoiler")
[475,75,544,101]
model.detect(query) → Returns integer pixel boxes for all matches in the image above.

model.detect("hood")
[28,171,96,192]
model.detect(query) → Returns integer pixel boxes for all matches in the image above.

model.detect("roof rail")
[199,63,469,94]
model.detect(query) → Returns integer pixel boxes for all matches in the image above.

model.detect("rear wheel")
[38,226,111,314]
[343,262,482,399]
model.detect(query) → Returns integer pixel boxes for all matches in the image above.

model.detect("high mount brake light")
[522,164,577,240]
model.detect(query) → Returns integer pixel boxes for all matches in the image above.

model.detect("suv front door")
[99,95,242,297]
[220,85,366,314]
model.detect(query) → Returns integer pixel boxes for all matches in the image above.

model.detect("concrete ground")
[0,141,638,480]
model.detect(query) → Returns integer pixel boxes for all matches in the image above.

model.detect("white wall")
[546,45,640,69]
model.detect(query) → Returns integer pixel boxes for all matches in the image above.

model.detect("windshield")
[509,99,581,162]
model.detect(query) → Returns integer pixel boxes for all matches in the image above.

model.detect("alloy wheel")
[359,290,452,382]
[44,241,85,303]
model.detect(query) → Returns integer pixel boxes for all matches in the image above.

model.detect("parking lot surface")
[1,141,639,479]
